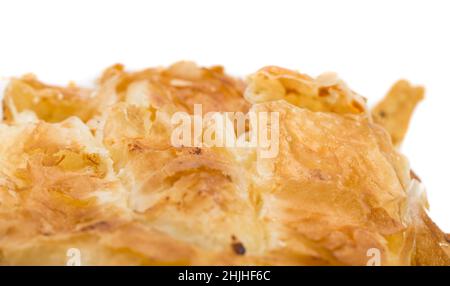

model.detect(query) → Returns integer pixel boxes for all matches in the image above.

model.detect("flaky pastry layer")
[0,62,447,265]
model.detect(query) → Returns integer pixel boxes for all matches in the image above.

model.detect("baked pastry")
[0,62,448,265]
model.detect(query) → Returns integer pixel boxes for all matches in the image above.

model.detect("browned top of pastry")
[0,62,445,265]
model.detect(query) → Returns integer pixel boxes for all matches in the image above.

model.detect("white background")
[0,0,448,230]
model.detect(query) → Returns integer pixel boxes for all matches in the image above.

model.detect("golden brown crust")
[406,180,450,266]
[372,80,424,147]
[0,63,447,265]
[412,210,450,265]
[2,75,94,123]
[245,66,367,114]
[100,61,249,114]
